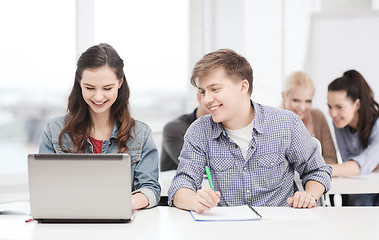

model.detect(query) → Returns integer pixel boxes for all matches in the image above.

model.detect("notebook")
[190,205,262,222]
[28,154,132,223]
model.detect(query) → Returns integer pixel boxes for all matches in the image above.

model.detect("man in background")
[160,92,209,171]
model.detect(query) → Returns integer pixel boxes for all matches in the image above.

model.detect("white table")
[325,170,379,206]
[1,205,378,240]
[329,170,379,195]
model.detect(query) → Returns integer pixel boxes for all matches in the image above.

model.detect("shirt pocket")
[208,155,235,172]
[208,156,238,194]
[52,141,73,153]
[255,152,287,189]
[128,146,142,165]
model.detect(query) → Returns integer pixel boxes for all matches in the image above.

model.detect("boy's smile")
[209,104,222,112]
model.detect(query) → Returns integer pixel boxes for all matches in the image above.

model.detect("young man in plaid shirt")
[168,49,332,213]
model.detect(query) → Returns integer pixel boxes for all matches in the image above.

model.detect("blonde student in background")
[282,71,337,164]
[39,43,161,210]
[168,49,332,213]
[328,69,379,206]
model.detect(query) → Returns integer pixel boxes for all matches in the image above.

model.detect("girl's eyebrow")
[103,84,115,87]
[82,83,115,87]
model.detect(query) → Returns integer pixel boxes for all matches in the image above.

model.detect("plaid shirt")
[168,101,332,207]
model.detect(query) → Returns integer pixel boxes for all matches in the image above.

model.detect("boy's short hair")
[190,49,253,95]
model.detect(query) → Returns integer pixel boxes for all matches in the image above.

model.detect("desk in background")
[329,170,379,195]
[158,170,176,197]
[326,170,379,206]
[1,206,379,240]
[158,170,209,199]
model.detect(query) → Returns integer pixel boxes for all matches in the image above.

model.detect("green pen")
[205,165,214,190]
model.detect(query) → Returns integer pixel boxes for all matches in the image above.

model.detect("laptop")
[28,154,132,223]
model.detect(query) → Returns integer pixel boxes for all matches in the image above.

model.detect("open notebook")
[190,205,262,222]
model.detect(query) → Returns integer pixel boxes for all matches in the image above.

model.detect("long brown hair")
[59,43,134,153]
[328,69,379,149]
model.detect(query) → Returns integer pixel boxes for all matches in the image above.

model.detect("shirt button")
[243,167,247,171]
[251,146,254,149]
[270,162,274,166]
[218,166,222,171]
[246,190,250,193]
[109,142,112,145]
[235,145,238,148]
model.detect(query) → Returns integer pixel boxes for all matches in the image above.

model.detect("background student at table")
[282,71,337,164]
[39,43,161,210]
[168,49,332,213]
[327,69,379,206]
[160,92,209,171]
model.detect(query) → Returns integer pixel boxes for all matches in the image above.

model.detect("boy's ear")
[241,79,249,93]
[197,91,202,103]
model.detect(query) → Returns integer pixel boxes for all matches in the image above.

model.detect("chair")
[313,137,331,207]
[294,137,329,207]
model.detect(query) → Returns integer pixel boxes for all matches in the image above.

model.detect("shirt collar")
[251,101,264,134]
[209,120,226,139]
[109,122,119,139]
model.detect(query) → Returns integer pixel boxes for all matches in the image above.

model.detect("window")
[0,0,75,177]
[93,0,189,130]
[0,0,188,181]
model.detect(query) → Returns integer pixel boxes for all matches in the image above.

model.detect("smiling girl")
[39,43,161,210]
[282,71,337,164]
[328,69,379,206]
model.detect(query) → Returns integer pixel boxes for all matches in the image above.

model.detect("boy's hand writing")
[193,187,221,213]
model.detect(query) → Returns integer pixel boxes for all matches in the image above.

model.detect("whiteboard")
[305,11,379,120]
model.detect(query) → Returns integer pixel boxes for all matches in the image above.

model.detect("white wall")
[189,0,379,164]
[188,0,322,109]
[306,11,379,123]
[188,0,378,113]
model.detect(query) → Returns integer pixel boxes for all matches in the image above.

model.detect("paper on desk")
[345,174,379,180]
[336,169,379,180]
[190,205,261,222]
[258,207,321,221]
